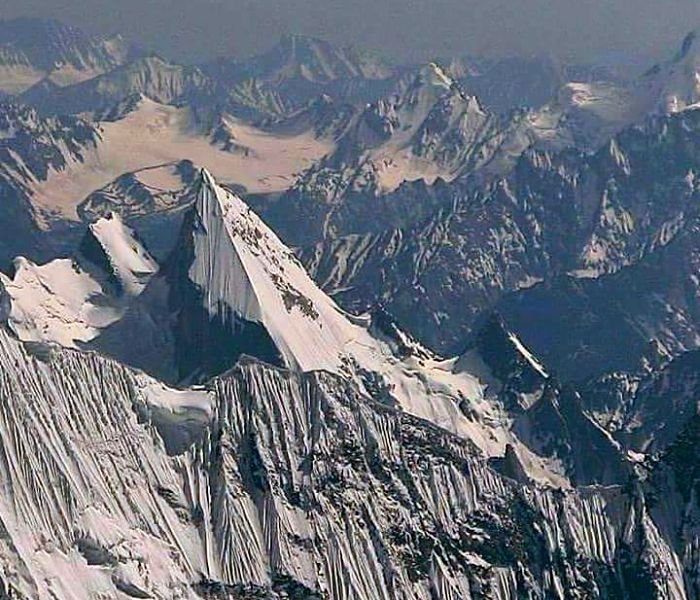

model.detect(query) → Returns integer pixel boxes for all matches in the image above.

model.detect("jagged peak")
[0,17,136,76]
[198,166,218,194]
[170,174,555,472]
[273,32,381,64]
[249,32,392,82]
[175,168,357,373]
[396,61,479,110]
[277,32,332,52]
[119,53,184,73]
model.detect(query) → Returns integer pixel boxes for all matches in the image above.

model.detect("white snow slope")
[28,96,334,225]
[178,170,497,436]
[0,213,157,347]
[0,170,693,599]
[2,168,579,484]
[0,325,690,599]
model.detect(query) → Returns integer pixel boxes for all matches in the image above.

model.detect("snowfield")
[29,97,334,224]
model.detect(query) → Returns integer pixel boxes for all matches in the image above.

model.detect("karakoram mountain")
[1,15,700,600]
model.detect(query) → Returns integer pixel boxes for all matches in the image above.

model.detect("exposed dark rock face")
[275,109,700,379]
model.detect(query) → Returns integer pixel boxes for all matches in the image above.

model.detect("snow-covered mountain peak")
[395,61,463,108]
[152,171,603,484]
[0,17,136,95]
[250,33,393,83]
[511,29,700,156]
[24,53,213,116]
[639,28,700,113]
[305,59,493,193]
[177,168,361,373]
[0,213,158,348]
[83,213,158,296]
[0,162,626,489]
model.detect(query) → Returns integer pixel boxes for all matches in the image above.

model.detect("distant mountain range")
[0,17,136,95]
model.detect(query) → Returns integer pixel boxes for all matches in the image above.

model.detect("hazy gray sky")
[2,0,700,65]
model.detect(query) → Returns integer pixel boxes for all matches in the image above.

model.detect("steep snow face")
[202,360,700,599]
[0,327,688,600]
[183,169,358,373]
[87,214,158,295]
[0,327,211,599]
[0,213,157,347]
[176,171,489,417]
[171,170,451,381]
[117,170,614,486]
[0,169,623,485]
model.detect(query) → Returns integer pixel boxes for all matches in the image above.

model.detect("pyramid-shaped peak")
[252,33,392,82]
[198,167,221,195]
[192,168,278,260]
[173,168,362,374]
[278,33,329,50]
[396,61,469,105]
[125,53,180,71]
